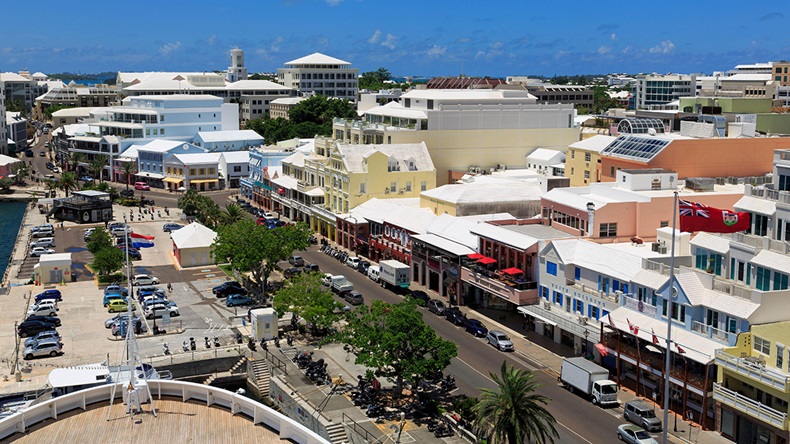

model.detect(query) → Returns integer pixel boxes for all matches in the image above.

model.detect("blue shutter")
[574,267,581,281]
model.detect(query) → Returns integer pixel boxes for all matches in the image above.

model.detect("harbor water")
[0,201,27,282]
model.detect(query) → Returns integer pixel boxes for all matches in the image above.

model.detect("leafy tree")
[11,162,29,184]
[44,178,59,197]
[6,99,26,115]
[68,152,85,173]
[58,172,78,197]
[249,73,277,81]
[178,190,203,216]
[289,95,357,126]
[272,272,343,335]
[334,298,457,391]
[44,104,75,120]
[121,161,137,191]
[93,247,125,276]
[86,228,114,255]
[359,67,392,90]
[593,85,619,113]
[0,177,12,191]
[472,362,559,444]
[221,203,245,225]
[213,219,312,300]
[89,154,110,182]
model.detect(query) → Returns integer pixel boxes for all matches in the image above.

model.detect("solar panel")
[617,117,665,135]
[600,134,671,161]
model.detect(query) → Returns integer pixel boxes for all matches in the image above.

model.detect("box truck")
[560,357,619,406]
[378,260,410,290]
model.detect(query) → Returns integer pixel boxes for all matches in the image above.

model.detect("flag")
[607,314,616,329]
[677,344,686,354]
[595,343,609,357]
[627,318,639,335]
[130,233,155,240]
[651,329,659,345]
[679,199,750,233]
[129,232,154,249]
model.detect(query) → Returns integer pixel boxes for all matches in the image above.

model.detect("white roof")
[271,97,306,105]
[0,154,22,167]
[348,198,421,224]
[337,142,434,173]
[118,146,140,160]
[0,72,31,82]
[195,130,263,143]
[271,174,298,189]
[171,153,221,165]
[424,213,515,250]
[282,151,306,168]
[552,239,644,282]
[171,222,217,249]
[224,80,292,91]
[39,253,72,264]
[690,232,730,255]
[674,270,759,319]
[284,52,351,66]
[526,148,564,162]
[631,269,669,289]
[51,107,97,118]
[569,135,617,153]
[220,151,250,164]
[384,207,436,234]
[411,233,475,256]
[421,176,543,204]
[400,88,535,102]
[138,140,197,153]
[751,249,790,272]
[734,195,776,215]
[724,73,772,82]
[471,223,541,251]
[363,101,428,120]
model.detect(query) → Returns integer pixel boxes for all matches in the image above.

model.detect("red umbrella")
[477,257,497,265]
[501,267,524,275]
[467,253,484,260]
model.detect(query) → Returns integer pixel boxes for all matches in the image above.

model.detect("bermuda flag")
[627,318,639,335]
[676,343,686,354]
[679,199,750,233]
[130,232,155,248]
[651,329,659,345]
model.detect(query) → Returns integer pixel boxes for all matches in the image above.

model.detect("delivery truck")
[378,260,410,290]
[560,357,619,406]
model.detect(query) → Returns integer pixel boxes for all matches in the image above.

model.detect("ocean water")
[0,201,27,281]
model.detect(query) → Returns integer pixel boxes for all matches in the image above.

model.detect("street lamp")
[673,392,680,432]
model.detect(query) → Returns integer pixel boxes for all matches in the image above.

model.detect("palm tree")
[69,151,85,173]
[89,154,110,183]
[221,203,245,225]
[11,161,29,185]
[58,172,78,197]
[121,161,137,191]
[44,178,59,197]
[472,361,559,444]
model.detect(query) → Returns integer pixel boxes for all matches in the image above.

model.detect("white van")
[367,265,380,282]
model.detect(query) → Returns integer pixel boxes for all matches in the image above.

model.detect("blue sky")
[2,0,788,77]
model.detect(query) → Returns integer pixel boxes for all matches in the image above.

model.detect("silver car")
[30,237,55,248]
[486,330,514,352]
[23,339,63,360]
[427,299,446,315]
[24,330,62,348]
[105,313,138,328]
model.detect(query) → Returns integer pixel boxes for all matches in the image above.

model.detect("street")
[298,247,628,444]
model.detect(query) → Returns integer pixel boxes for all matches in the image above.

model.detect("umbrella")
[477,257,497,265]
[501,267,524,275]
[467,253,484,260]
[177,186,186,191]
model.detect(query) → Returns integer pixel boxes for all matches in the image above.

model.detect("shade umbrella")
[501,267,524,275]
[467,253,484,260]
[177,186,186,192]
[477,257,497,265]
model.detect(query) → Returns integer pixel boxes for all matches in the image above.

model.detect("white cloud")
[610,33,617,41]
[491,41,504,49]
[649,40,675,54]
[597,46,611,55]
[207,35,216,46]
[381,34,397,50]
[270,36,284,53]
[159,41,181,56]
[553,50,569,60]
[368,29,382,44]
[426,45,446,57]
[325,0,342,5]
[254,48,269,58]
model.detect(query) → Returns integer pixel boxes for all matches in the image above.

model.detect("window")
[778,344,785,370]
[233,166,241,173]
[546,261,557,276]
[706,309,719,327]
[584,170,590,179]
[390,182,396,192]
[421,181,427,191]
[405,181,411,192]
[574,299,584,314]
[359,182,366,194]
[574,267,581,281]
[199,168,205,176]
[754,336,771,355]
[756,266,771,291]
[671,303,686,322]
[571,150,575,159]
[189,169,196,176]
[589,305,600,320]
[599,223,617,237]
[775,272,789,290]
[540,286,549,300]
[208,168,215,175]
[753,213,769,237]
[553,291,563,305]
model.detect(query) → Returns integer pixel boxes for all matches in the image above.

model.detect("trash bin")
[71,273,77,282]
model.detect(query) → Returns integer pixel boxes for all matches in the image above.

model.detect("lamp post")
[673,392,680,432]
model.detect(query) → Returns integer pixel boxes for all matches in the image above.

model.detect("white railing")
[0,380,329,444]
[715,350,790,392]
[691,321,731,344]
[713,382,788,430]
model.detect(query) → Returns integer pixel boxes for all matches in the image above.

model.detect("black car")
[409,290,431,306]
[357,261,371,274]
[283,267,301,279]
[212,281,245,297]
[18,320,58,337]
[119,189,134,198]
[117,246,142,260]
[25,315,62,327]
[444,307,467,325]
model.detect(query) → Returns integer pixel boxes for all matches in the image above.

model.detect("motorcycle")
[205,337,211,349]
[182,340,190,352]
[236,332,243,344]
[162,343,170,355]
[213,337,221,348]
[247,338,257,352]
[190,337,196,351]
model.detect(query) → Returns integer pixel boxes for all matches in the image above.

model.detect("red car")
[256,217,267,225]
[134,182,150,191]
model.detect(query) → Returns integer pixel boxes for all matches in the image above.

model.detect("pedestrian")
[522,317,527,331]
[167,283,172,293]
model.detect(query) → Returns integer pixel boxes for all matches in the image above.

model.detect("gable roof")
[550,239,645,282]
[171,152,221,165]
[220,151,250,164]
[569,135,617,153]
[346,198,420,224]
[195,130,264,143]
[421,176,543,204]
[171,222,217,249]
[138,139,204,153]
[525,148,564,162]
[284,52,351,66]
[0,154,22,167]
[690,232,731,255]
[384,207,436,234]
[337,142,434,173]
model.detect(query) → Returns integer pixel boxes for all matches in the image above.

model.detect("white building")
[632,74,696,109]
[134,139,207,188]
[219,151,250,188]
[525,148,565,176]
[227,47,248,82]
[277,53,358,101]
[6,112,28,151]
[193,130,263,152]
[0,83,8,155]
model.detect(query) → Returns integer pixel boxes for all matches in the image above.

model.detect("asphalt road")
[298,246,627,444]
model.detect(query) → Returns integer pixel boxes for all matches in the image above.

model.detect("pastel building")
[276,53,358,101]
[219,151,250,189]
[193,130,263,151]
[133,140,207,188]
[239,146,300,208]
[564,135,616,186]
[164,152,221,191]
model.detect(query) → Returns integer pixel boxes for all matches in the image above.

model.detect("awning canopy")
[477,256,497,265]
[467,253,484,260]
[517,306,557,327]
[135,172,165,179]
[190,179,219,184]
[163,177,183,184]
[501,267,524,275]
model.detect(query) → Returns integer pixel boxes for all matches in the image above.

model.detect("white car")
[144,304,179,319]
[111,226,132,237]
[30,247,55,257]
[321,273,334,286]
[30,237,55,248]
[28,301,59,317]
[346,257,361,269]
[133,274,160,286]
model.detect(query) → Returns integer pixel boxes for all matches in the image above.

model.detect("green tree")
[212,219,312,300]
[0,177,12,192]
[359,67,392,90]
[472,362,559,444]
[58,172,78,197]
[86,228,114,255]
[334,298,457,391]
[178,190,203,217]
[11,162,29,185]
[6,99,26,115]
[196,197,222,229]
[44,178,59,197]
[44,104,75,120]
[221,203,245,225]
[593,85,618,114]
[68,151,85,173]
[121,161,137,191]
[273,272,343,335]
[93,247,125,276]
[89,154,110,182]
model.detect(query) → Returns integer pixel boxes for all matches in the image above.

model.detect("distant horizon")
[3,0,788,78]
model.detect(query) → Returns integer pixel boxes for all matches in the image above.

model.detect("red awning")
[501,267,524,275]
[595,343,609,357]
[467,253,484,260]
[477,257,497,265]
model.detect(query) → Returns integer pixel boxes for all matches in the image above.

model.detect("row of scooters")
[293,350,331,385]
[320,244,350,263]
[162,336,222,355]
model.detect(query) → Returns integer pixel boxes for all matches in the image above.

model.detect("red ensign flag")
[679,200,750,233]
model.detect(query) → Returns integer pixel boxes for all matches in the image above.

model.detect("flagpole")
[662,190,678,444]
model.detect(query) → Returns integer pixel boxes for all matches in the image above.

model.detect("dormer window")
[388,157,400,172]
[406,157,417,171]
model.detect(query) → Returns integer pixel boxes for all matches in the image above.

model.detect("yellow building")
[714,322,790,443]
[564,135,615,186]
[325,142,436,214]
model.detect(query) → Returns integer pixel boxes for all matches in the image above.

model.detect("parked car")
[346,256,361,269]
[132,274,159,286]
[105,313,138,329]
[27,302,59,317]
[83,228,96,241]
[25,315,61,327]
[486,330,514,352]
[111,318,147,336]
[111,226,132,237]
[24,149,34,157]
[288,255,305,267]
[623,400,662,432]
[134,182,150,191]
[343,290,364,305]
[24,330,61,348]
[103,293,126,307]
[408,290,430,306]
[136,285,164,298]
[30,247,55,257]
[464,318,488,337]
[51,167,60,173]
[144,304,179,319]
[17,320,58,337]
[31,229,54,239]
[104,284,129,296]
[321,273,334,286]
[30,237,55,248]
[34,289,62,302]
[119,189,134,198]
[80,176,94,183]
[107,299,129,313]
[427,299,446,315]
[22,339,63,360]
[226,294,253,307]
[304,263,320,273]
[357,261,371,274]
[616,424,658,444]
[117,246,142,260]
[30,224,54,234]
[444,307,467,326]
[283,267,301,279]
[162,223,183,232]
[212,281,245,297]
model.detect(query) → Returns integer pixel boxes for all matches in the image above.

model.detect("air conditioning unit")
[497,163,507,171]
[657,245,667,254]
[578,316,587,325]
[384,188,390,194]
[398,189,405,194]
[543,301,551,310]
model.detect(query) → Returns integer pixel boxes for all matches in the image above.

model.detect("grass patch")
[218,263,234,277]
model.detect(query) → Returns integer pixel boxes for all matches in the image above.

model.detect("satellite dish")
[671,286,678,300]
[183,144,189,151]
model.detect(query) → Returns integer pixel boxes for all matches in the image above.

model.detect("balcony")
[745,184,790,206]
[296,180,318,193]
[691,321,732,344]
[715,349,790,392]
[461,267,537,305]
[713,383,788,430]
[564,279,621,304]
